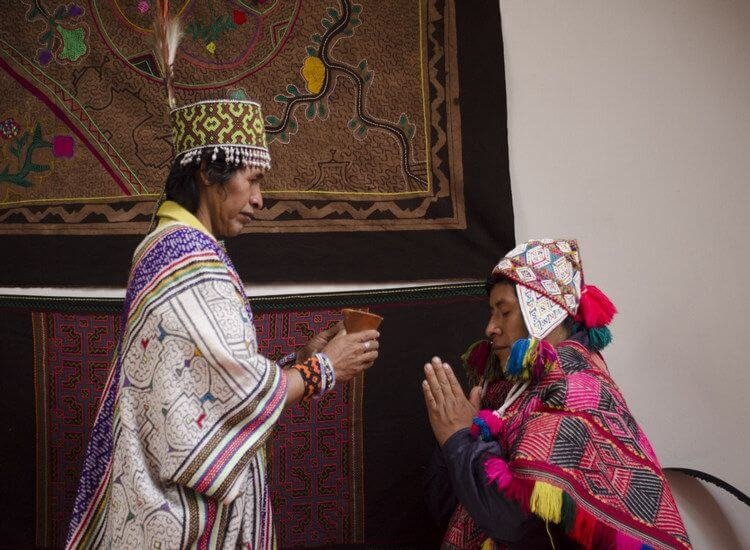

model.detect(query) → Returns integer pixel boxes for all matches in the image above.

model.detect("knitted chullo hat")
[491,239,617,347]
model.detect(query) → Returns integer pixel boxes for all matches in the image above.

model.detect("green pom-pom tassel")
[588,326,612,350]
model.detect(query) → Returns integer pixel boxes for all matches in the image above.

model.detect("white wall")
[499,0,750,547]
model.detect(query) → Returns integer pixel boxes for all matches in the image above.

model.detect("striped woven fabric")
[65,222,287,549]
[448,341,690,549]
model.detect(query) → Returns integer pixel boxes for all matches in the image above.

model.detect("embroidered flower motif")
[1,118,21,140]
[52,135,75,158]
[232,9,247,25]
[206,41,217,55]
[68,4,83,17]
[39,50,52,65]
[228,88,249,100]
[57,26,87,62]
[301,56,325,94]
[137,0,150,14]
[1,121,53,187]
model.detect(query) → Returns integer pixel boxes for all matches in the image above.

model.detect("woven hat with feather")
[152,0,271,171]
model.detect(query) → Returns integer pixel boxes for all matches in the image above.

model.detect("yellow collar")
[156,200,212,236]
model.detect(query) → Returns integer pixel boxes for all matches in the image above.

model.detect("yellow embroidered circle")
[301,56,325,94]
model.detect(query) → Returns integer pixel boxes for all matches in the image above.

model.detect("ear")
[197,160,211,188]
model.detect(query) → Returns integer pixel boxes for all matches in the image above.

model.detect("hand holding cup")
[321,309,383,383]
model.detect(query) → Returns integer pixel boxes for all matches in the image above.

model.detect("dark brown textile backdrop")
[0,284,488,548]
[0,0,512,285]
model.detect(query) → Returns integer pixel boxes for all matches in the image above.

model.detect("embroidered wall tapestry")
[0,283,488,548]
[0,1,513,286]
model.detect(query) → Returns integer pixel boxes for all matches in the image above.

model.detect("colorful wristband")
[315,352,336,396]
[292,356,323,401]
[277,352,297,369]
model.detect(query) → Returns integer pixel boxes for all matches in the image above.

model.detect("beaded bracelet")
[292,356,323,401]
[315,353,336,395]
[290,353,337,401]
[277,352,297,369]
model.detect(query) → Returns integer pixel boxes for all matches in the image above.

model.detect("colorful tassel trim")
[569,504,597,548]
[575,284,617,328]
[461,339,493,380]
[481,459,656,550]
[588,325,613,350]
[561,491,576,533]
[570,283,617,351]
[503,337,558,382]
[616,531,655,549]
[530,481,563,523]
[471,409,505,441]
[484,457,514,491]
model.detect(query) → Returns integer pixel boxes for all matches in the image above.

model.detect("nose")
[485,317,500,339]
[249,185,263,210]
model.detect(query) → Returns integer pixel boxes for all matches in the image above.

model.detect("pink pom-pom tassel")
[484,457,513,491]
[483,410,504,436]
[471,409,505,440]
[576,284,617,328]
[614,531,645,549]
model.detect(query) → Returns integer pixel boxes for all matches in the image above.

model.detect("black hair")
[484,272,514,294]
[164,149,242,214]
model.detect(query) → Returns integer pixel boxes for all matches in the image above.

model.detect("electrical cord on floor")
[664,467,750,507]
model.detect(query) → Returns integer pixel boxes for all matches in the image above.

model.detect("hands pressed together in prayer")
[422,356,482,446]
[299,322,380,383]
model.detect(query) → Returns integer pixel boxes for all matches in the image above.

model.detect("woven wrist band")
[292,357,323,401]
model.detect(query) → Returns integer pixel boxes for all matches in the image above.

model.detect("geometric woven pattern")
[256,309,364,546]
[517,412,671,527]
[492,239,584,338]
[624,470,664,525]
[506,342,690,548]
[549,416,589,469]
[32,312,121,549]
[170,100,270,168]
[33,307,363,549]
